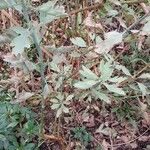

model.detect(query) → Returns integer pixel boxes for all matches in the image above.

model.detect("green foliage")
[37,1,66,24]
[10,27,31,55]
[0,90,14,102]
[95,31,123,54]
[0,0,23,12]
[0,102,39,150]
[112,102,138,122]
[50,93,74,118]
[71,126,92,146]
[70,37,87,47]
[74,56,130,103]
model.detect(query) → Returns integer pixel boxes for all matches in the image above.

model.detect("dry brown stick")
[119,63,150,87]
[109,129,114,150]
[1,10,20,26]
[133,63,150,78]
[44,134,65,143]
[55,1,103,26]
[43,134,66,150]
[69,2,103,16]
[122,0,146,4]
[123,10,150,36]
[114,46,128,61]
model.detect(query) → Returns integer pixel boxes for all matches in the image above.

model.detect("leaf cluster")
[0,102,39,150]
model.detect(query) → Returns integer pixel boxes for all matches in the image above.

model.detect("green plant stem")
[21,0,46,138]
[31,30,46,138]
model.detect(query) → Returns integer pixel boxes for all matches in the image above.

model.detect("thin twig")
[94,127,150,148]
[119,63,150,87]
[109,129,114,150]
[123,11,150,37]
[133,63,150,78]
[122,0,146,4]
[69,2,103,16]
[55,2,104,25]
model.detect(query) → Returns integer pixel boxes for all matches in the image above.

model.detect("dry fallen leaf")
[12,91,34,103]
[95,31,123,54]
[102,139,110,150]
[84,12,104,30]
[85,115,95,127]
[121,135,129,144]
[143,112,150,125]
[130,142,138,149]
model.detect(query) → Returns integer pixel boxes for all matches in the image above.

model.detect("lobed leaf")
[99,60,113,81]
[95,31,123,54]
[115,64,131,76]
[137,82,147,97]
[10,27,31,55]
[38,1,66,24]
[74,80,98,89]
[43,83,50,99]
[103,83,126,96]
[70,37,86,47]
[79,65,98,80]
[138,73,150,79]
[92,89,111,104]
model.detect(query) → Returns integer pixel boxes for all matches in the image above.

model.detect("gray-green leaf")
[43,83,50,99]
[74,80,98,89]
[137,82,147,96]
[141,21,150,35]
[92,89,111,104]
[38,1,66,24]
[95,31,123,54]
[80,65,98,80]
[138,73,150,79]
[99,60,113,81]
[103,83,126,95]
[115,64,131,76]
[10,27,31,55]
[70,37,86,47]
